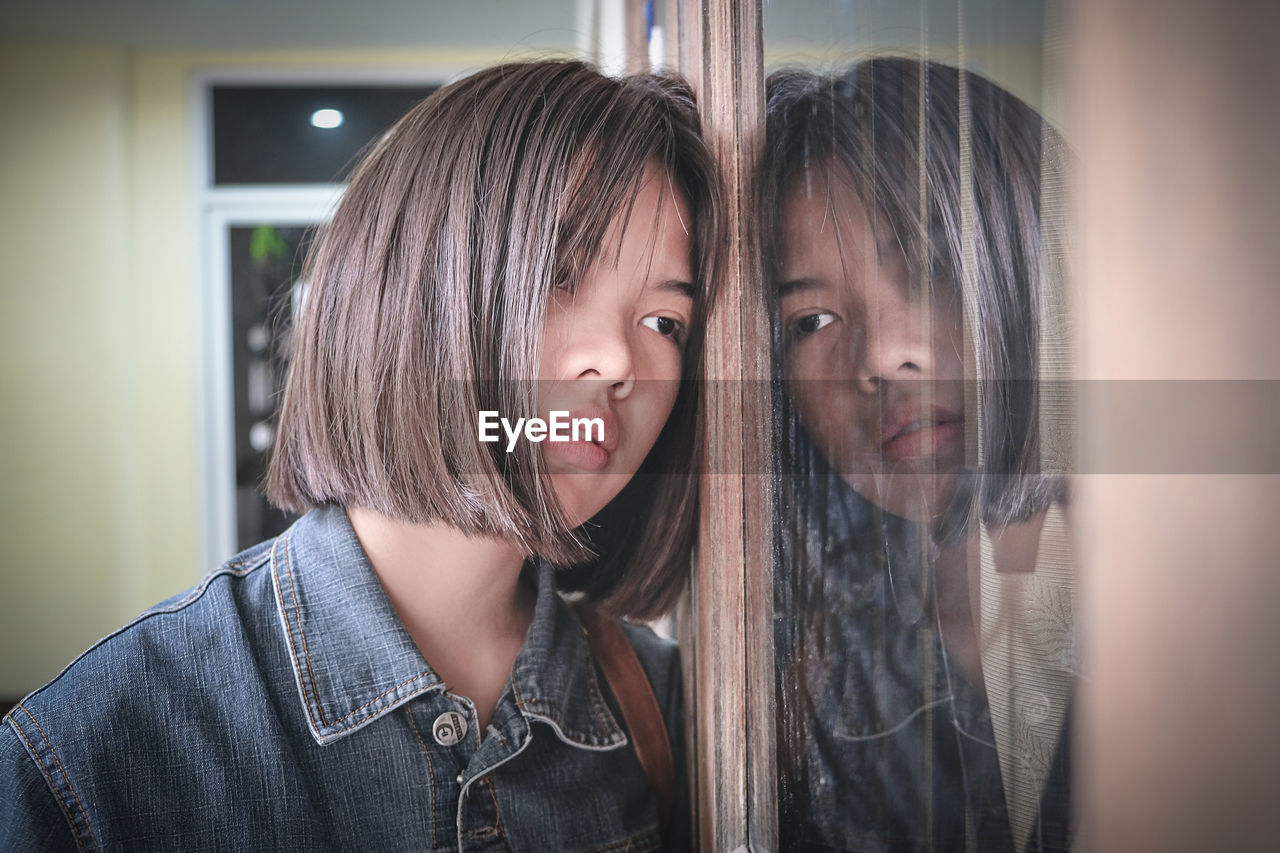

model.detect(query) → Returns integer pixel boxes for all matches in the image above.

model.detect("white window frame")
[191,67,460,573]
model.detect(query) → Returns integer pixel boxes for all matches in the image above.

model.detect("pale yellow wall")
[1,45,137,697]
[0,44,568,700]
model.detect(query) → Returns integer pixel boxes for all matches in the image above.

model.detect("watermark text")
[478,411,605,453]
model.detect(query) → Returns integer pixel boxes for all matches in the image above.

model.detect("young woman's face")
[778,172,967,523]
[537,162,694,526]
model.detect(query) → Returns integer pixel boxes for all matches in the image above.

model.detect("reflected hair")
[265,60,721,619]
[762,58,1070,527]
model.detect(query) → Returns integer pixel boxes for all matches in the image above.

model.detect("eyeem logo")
[478,411,605,453]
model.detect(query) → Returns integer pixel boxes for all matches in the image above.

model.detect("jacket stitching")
[13,704,99,851]
[577,612,624,739]
[6,713,79,848]
[270,535,321,735]
[585,667,616,737]
[483,775,505,840]
[276,535,330,728]
[403,708,438,850]
[506,603,628,747]
[327,672,440,728]
[522,713,626,750]
[512,671,624,744]
[274,534,439,734]
[10,705,100,853]
[12,550,272,722]
[513,697,623,747]
[145,552,268,616]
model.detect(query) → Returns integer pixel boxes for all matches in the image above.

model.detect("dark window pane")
[212,85,438,185]
[229,223,315,548]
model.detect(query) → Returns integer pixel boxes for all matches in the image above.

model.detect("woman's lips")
[545,437,611,472]
[880,412,964,464]
[542,408,618,472]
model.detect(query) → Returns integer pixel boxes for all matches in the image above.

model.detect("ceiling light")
[309,108,344,129]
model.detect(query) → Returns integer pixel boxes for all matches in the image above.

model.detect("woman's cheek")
[644,348,684,426]
[786,339,832,392]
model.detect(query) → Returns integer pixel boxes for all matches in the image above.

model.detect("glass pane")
[762,3,1075,850]
[212,85,438,184]
[229,223,315,548]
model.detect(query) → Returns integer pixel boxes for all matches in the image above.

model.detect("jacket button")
[432,711,468,746]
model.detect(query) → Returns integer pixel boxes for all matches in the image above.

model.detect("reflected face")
[537,162,695,527]
[778,173,967,523]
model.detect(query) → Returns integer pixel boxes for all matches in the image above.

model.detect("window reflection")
[229,224,313,548]
[764,58,1076,851]
[212,85,438,185]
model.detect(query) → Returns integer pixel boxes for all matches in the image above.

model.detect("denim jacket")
[1,505,688,851]
[775,469,1070,852]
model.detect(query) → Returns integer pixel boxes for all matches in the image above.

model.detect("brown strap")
[573,602,674,833]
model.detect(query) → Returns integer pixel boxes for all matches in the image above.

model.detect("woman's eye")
[790,312,837,336]
[642,315,684,340]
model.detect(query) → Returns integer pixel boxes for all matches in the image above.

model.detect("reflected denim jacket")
[775,470,1070,852]
[1,505,688,851]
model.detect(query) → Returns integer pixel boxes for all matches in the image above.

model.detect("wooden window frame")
[671,1,775,849]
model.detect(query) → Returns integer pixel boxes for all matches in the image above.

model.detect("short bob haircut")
[265,60,722,620]
[761,58,1071,528]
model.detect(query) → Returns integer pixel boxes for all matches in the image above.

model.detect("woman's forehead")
[591,163,693,273]
[781,165,907,269]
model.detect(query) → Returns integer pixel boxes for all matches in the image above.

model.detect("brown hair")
[763,58,1069,527]
[265,60,721,619]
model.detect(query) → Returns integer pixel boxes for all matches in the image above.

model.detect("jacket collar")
[270,505,625,749]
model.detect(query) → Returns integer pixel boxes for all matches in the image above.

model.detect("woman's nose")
[559,322,636,400]
[853,307,933,393]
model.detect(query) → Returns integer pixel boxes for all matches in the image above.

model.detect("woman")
[1,60,721,851]
[765,58,1075,852]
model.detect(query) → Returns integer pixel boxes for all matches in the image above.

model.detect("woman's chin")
[845,470,960,527]
[549,471,632,529]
